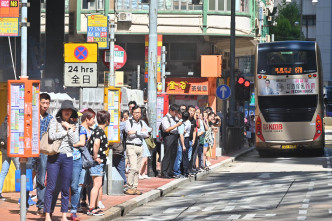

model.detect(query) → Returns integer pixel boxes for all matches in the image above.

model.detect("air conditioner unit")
[117,12,132,22]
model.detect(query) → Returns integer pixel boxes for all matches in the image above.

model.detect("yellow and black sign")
[64,43,98,63]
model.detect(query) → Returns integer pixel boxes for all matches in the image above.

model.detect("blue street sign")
[216,85,231,100]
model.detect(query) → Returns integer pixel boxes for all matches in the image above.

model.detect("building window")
[82,0,104,10]
[170,43,196,61]
[209,0,248,12]
[116,0,202,11]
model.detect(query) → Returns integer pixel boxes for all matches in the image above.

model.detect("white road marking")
[182,215,197,221]
[163,207,187,214]
[265,214,277,217]
[222,206,235,212]
[202,206,215,212]
[227,214,241,219]
[305,193,311,198]
[302,199,310,203]
[328,193,332,197]
[187,206,200,212]
[300,204,309,209]
[299,210,307,215]
[329,209,332,214]
[205,215,221,220]
[297,216,307,220]
[242,214,256,219]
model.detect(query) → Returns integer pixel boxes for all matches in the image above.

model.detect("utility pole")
[20,0,28,220]
[229,0,236,127]
[148,0,158,138]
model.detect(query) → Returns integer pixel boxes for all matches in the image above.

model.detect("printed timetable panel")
[7,80,40,157]
[104,87,120,143]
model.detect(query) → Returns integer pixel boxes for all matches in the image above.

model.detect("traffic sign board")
[102,45,127,70]
[64,63,97,87]
[64,43,98,63]
[0,0,19,18]
[87,15,108,49]
[0,17,18,36]
[216,84,231,100]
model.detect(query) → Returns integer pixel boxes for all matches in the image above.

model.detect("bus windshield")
[258,49,317,75]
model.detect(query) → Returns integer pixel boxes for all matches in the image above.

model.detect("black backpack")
[159,115,171,141]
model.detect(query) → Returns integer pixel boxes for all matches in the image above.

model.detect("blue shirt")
[73,126,91,161]
[40,113,53,140]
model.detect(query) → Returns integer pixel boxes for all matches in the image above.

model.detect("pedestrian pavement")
[0,146,254,221]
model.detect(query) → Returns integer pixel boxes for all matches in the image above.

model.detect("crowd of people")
[0,95,221,220]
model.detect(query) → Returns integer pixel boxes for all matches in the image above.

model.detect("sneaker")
[70,212,80,220]
[36,208,45,216]
[134,189,143,195]
[143,174,151,179]
[139,174,144,180]
[98,201,105,209]
[30,195,37,200]
[0,193,5,200]
[124,188,136,195]
[87,208,104,216]
[18,196,36,206]
[80,201,88,208]
[28,196,36,206]
[206,160,211,167]
[123,184,129,192]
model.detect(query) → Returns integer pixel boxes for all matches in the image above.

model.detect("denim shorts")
[89,163,105,177]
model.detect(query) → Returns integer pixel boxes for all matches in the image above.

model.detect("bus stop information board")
[104,87,120,143]
[0,0,19,36]
[7,80,40,157]
[87,15,108,49]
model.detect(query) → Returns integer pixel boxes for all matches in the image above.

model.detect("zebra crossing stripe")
[242,214,256,219]
[205,215,220,220]
[202,206,215,212]
[222,206,235,212]
[227,214,241,219]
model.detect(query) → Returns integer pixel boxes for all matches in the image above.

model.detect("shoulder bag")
[40,120,63,155]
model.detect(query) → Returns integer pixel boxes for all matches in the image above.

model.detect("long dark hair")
[140,106,149,126]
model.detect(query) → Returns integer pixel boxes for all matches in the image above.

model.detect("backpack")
[158,115,171,141]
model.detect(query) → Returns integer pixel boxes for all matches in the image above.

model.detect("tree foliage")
[270,1,302,41]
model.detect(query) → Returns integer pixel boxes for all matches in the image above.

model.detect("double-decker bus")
[255,41,325,157]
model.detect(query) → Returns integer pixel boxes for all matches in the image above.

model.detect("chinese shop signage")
[165,78,209,95]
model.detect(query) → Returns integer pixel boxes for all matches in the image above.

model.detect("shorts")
[89,163,105,177]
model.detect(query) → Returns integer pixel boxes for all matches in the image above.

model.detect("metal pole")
[20,0,28,219]
[229,0,236,127]
[109,21,115,87]
[137,65,140,90]
[148,0,158,138]
[161,46,166,93]
[107,21,115,195]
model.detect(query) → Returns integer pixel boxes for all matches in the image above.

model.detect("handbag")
[145,137,156,150]
[40,120,62,155]
[80,146,94,169]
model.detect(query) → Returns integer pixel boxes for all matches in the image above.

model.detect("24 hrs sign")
[64,63,97,87]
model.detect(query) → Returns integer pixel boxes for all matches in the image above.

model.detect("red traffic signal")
[244,80,250,87]
[237,77,245,84]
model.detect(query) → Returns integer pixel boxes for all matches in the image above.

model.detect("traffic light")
[127,72,137,89]
[243,80,251,101]
[235,77,245,102]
